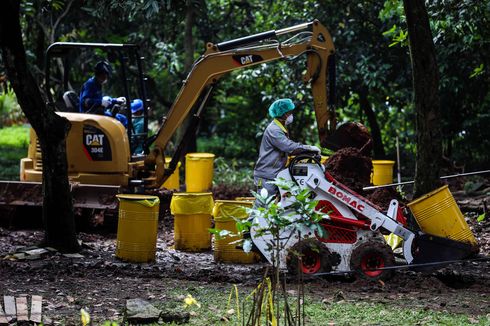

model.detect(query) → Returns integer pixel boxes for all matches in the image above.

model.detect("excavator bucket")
[323,122,373,152]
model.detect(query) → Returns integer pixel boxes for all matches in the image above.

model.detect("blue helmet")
[130,99,144,113]
[268,98,295,118]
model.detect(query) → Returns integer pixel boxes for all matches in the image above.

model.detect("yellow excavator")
[1,20,337,210]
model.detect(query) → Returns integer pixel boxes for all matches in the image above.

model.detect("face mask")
[285,114,294,125]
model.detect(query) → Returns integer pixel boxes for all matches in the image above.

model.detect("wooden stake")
[0,303,8,325]
[396,136,402,191]
[3,296,15,323]
[15,297,28,322]
[30,295,42,324]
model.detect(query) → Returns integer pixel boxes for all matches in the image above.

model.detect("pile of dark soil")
[325,122,373,153]
[365,188,407,211]
[146,188,174,217]
[212,184,252,200]
[324,147,372,193]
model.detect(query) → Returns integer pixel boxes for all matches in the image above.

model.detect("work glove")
[101,96,112,108]
[306,145,321,154]
[115,96,126,105]
[114,113,128,127]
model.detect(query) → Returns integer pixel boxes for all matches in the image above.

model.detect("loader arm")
[145,20,336,188]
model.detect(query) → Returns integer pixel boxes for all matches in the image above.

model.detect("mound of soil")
[325,122,373,153]
[146,187,174,217]
[324,147,372,193]
[366,188,407,211]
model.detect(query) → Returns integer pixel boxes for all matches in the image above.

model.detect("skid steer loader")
[250,155,479,280]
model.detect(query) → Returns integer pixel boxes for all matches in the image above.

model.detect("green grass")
[315,301,487,326]
[0,125,29,180]
[0,124,30,147]
[110,281,489,326]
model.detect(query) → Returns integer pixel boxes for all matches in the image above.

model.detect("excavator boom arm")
[146,20,335,187]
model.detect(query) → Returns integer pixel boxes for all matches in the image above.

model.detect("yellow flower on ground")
[81,308,91,326]
[183,294,201,308]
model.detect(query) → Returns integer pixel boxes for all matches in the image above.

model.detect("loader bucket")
[323,122,373,153]
[411,233,475,270]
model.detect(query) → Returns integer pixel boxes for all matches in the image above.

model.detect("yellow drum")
[115,194,160,263]
[371,160,395,185]
[185,153,215,192]
[170,192,214,251]
[161,157,181,190]
[407,185,477,246]
[234,197,255,202]
[213,200,258,264]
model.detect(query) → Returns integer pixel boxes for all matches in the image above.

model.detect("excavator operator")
[253,98,321,197]
[79,60,128,126]
[130,99,145,155]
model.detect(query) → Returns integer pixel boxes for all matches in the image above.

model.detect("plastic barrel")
[407,185,477,246]
[185,153,215,192]
[115,194,160,263]
[371,160,395,185]
[234,197,256,202]
[213,200,258,264]
[170,192,214,251]
[161,157,181,190]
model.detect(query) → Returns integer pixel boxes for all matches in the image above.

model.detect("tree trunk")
[0,0,80,252]
[403,0,443,198]
[195,0,214,43]
[184,0,196,73]
[359,87,385,159]
[182,0,198,154]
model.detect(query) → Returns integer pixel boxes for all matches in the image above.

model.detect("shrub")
[0,83,26,127]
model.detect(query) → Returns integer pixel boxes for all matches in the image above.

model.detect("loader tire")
[286,238,331,275]
[350,240,395,281]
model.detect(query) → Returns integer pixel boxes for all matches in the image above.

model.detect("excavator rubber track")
[0,181,120,210]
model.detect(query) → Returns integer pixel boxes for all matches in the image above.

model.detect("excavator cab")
[44,42,151,155]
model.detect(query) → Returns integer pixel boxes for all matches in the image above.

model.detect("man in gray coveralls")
[253,98,321,198]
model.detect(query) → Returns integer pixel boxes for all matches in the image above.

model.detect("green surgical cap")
[268,98,295,118]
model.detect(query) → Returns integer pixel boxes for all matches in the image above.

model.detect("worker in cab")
[130,99,145,155]
[79,61,128,126]
[253,98,321,197]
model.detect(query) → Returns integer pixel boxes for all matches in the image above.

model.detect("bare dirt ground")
[1,210,489,324]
